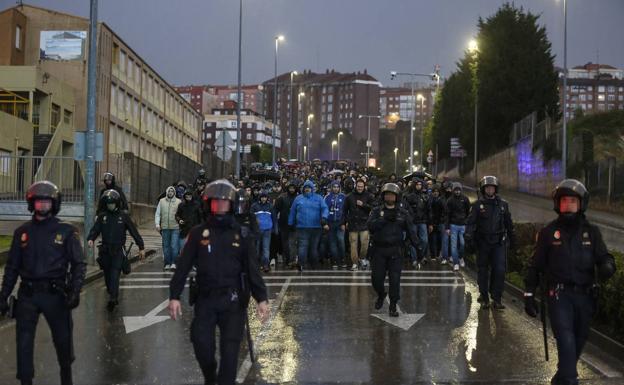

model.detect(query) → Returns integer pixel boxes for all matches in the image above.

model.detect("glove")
[597,260,616,282]
[524,295,538,318]
[66,291,80,309]
[0,296,8,316]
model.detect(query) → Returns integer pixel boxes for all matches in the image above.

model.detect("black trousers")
[191,293,245,385]
[549,290,595,385]
[15,289,74,381]
[100,245,124,301]
[370,246,403,303]
[279,225,296,265]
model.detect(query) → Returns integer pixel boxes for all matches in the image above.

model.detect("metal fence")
[0,155,84,202]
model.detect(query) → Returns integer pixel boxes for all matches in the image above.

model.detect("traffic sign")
[214,131,235,147]
[216,146,232,161]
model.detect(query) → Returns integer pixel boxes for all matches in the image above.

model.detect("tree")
[316,128,364,162]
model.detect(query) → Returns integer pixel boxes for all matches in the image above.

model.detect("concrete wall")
[0,8,26,66]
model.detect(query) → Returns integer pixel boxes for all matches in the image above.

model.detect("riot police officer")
[368,183,419,317]
[0,181,86,385]
[168,179,269,385]
[466,176,515,310]
[97,172,128,214]
[87,189,145,311]
[524,179,616,385]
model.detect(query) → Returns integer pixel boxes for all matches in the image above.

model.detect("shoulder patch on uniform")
[554,230,560,240]
[20,232,28,243]
[202,229,209,238]
[54,233,64,245]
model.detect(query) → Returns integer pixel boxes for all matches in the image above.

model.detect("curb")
[464,257,624,366]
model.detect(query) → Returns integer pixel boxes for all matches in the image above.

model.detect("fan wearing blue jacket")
[324,181,347,269]
[251,190,276,272]
[288,180,329,272]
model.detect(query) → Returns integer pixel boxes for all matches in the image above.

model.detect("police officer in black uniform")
[0,181,86,385]
[368,183,419,317]
[87,189,145,311]
[97,172,129,214]
[524,179,616,385]
[466,176,515,310]
[168,179,269,385]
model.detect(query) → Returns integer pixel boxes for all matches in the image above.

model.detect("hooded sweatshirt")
[288,180,329,229]
[324,182,346,224]
[155,186,181,230]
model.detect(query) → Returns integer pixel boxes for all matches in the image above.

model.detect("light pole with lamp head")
[288,70,297,160]
[337,131,343,160]
[358,114,381,168]
[272,35,284,167]
[307,113,314,161]
[331,140,337,161]
[297,91,305,161]
[393,147,398,174]
[417,94,425,166]
[468,39,479,188]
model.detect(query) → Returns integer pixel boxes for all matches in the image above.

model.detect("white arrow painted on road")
[370,299,424,331]
[123,299,170,334]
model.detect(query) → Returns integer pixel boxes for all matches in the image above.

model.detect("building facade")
[379,86,435,130]
[560,63,624,119]
[175,84,264,116]
[263,69,381,163]
[0,4,202,172]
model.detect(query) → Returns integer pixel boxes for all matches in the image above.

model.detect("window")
[607,86,616,93]
[63,109,72,125]
[598,86,605,93]
[51,104,61,131]
[15,26,22,50]
[0,150,11,175]
[120,51,126,73]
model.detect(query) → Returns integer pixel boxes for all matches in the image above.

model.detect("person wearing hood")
[288,180,329,271]
[466,176,515,310]
[274,180,299,267]
[324,181,347,269]
[446,182,471,272]
[155,186,182,270]
[175,181,188,200]
[97,172,129,215]
[251,190,276,272]
[404,178,431,269]
[176,190,203,251]
[524,179,615,385]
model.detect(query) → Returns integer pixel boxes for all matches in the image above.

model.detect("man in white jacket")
[155,186,181,270]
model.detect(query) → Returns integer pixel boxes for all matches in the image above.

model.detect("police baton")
[124,242,134,258]
[245,311,256,363]
[540,277,549,361]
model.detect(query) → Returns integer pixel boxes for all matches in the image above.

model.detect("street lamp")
[235,0,243,179]
[288,70,297,160]
[331,140,337,161]
[272,34,285,166]
[337,131,343,160]
[358,114,381,167]
[417,94,425,165]
[559,0,568,178]
[307,113,314,161]
[393,147,398,174]
[297,91,305,160]
[468,39,479,188]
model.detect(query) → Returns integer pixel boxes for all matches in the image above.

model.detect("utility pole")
[235,0,242,179]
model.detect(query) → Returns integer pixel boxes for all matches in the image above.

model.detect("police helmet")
[479,176,499,195]
[381,183,401,198]
[202,179,237,202]
[198,169,205,176]
[102,172,115,183]
[26,181,61,214]
[101,189,120,204]
[552,179,589,213]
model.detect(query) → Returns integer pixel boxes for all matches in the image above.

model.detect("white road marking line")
[120,275,462,282]
[236,278,291,384]
[119,282,465,289]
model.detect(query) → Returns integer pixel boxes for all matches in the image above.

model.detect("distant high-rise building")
[174,84,264,115]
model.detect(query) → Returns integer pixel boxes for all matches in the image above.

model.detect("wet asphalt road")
[0,252,622,385]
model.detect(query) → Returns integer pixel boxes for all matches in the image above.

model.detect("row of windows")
[567,85,624,93]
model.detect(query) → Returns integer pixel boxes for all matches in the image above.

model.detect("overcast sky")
[5,0,624,87]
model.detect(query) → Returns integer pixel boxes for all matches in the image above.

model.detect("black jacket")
[273,191,297,228]
[1,217,86,298]
[175,200,203,238]
[429,195,447,226]
[344,190,374,231]
[446,193,471,228]
[169,215,267,306]
[466,196,514,246]
[404,189,430,224]
[367,205,418,250]
[525,217,615,292]
[87,210,145,250]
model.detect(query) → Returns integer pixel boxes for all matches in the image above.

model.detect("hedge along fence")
[467,222,624,345]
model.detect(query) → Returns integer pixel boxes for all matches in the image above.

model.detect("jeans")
[256,229,271,267]
[161,229,180,266]
[279,225,297,265]
[450,224,465,265]
[476,243,506,302]
[439,224,449,259]
[296,228,322,267]
[179,235,188,254]
[415,223,429,260]
[327,222,346,266]
[348,230,369,264]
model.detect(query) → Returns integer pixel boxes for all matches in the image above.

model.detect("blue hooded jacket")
[251,197,275,232]
[324,182,346,224]
[288,180,329,229]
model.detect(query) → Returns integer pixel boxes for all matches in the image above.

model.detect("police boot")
[375,293,386,310]
[61,366,73,385]
[20,380,33,385]
[389,302,399,317]
[479,297,490,310]
[491,301,506,311]
[107,298,118,312]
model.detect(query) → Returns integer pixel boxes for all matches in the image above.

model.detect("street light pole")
[235,0,242,179]
[394,147,398,174]
[417,95,425,166]
[307,114,313,161]
[272,35,284,167]
[468,39,479,188]
[331,140,337,161]
[562,0,568,178]
[297,92,304,161]
[288,71,297,161]
[337,131,343,161]
[358,114,381,168]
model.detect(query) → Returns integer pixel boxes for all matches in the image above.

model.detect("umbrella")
[402,171,435,183]
[327,169,345,175]
[249,170,281,182]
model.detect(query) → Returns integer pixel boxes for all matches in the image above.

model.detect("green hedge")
[467,222,624,345]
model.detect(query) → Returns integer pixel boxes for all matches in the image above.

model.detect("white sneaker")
[270,259,276,267]
[459,258,466,268]
[453,264,460,271]
[351,264,358,271]
[440,259,448,265]
[164,264,171,271]
[170,263,176,270]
